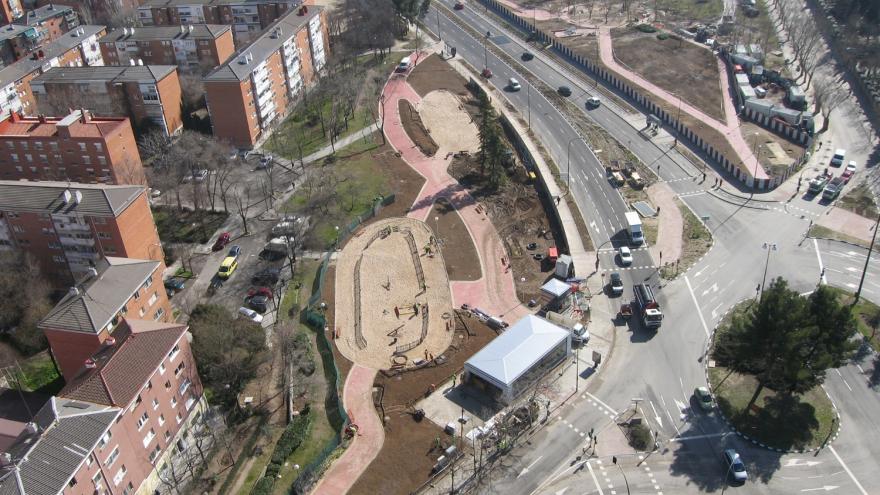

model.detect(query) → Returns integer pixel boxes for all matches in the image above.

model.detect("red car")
[212,232,231,251]
[247,286,274,298]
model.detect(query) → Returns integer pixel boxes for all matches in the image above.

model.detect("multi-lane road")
[422,2,880,494]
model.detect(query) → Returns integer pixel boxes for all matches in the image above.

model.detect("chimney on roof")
[129,59,136,66]
[38,114,46,123]
[137,58,144,66]
[80,109,90,124]
[24,422,37,435]
[104,337,116,347]
[180,25,185,35]
[0,453,11,467]
[84,358,97,369]
[74,190,83,204]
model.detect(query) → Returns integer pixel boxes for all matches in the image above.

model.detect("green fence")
[289,193,395,494]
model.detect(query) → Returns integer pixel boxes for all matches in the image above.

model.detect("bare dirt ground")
[612,28,725,122]
[418,90,480,154]
[426,198,482,281]
[350,315,497,495]
[334,218,454,370]
[399,99,439,157]
[408,54,472,98]
[742,121,804,177]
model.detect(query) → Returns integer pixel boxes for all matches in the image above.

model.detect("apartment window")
[134,394,143,408]
[98,156,106,166]
[105,446,119,467]
[24,153,31,162]
[48,242,61,249]
[174,361,185,376]
[10,153,17,162]
[11,225,23,233]
[164,430,171,441]
[29,167,36,173]
[154,307,166,320]
[159,363,166,375]
[176,412,183,424]
[94,217,107,224]
[171,396,177,408]
[142,276,153,291]
[158,413,165,425]
[78,143,87,151]
[168,344,180,361]
[133,290,140,300]
[14,166,22,172]
[94,143,103,152]
[39,154,47,163]
[152,398,159,410]
[97,232,111,239]
[147,380,153,390]
[52,255,65,263]
[20,142,27,150]
[41,227,52,235]
[113,465,127,486]
[178,378,191,396]
[139,307,146,317]
[148,444,161,463]
[123,482,134,495]
[98,432,112,449]
[136,411,149,430]
[85,454,93,467]
[4,142,12,149]
[54,154,61,162]
[142,428,156,448]
[68,477,77,488]
[106,245,117,254]
[148,292,159,306]
[34,142,42,150]
[82,155,91,165]
[91,471,103,488]
[86,168,95,176]
[49,141,58,151]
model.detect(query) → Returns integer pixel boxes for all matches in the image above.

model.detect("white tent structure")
[463,315,572,404]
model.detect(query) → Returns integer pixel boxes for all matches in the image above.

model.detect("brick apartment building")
[99,24,235,73]
[0,25,106,117]
[0,4,79,67]
[0,319,209,495]
[0,24,35,66]
[16,3,80,39]
[32,66,184,135]
[0,109,146,184]
[0,0,22,24]
[204,5,327,148]
[0,180,161,284]
[39,256,173,379]
[36,0,142,25]
[137,0,305,45]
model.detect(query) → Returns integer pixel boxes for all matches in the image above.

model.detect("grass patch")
[823,286,880,352]
[661,198,712,279]
[284,135,389,250]
[836,183,879,219]
[277,260,319,326]
[655,0,723,22]
[153,206,228,244]
[265,54,402,161]
[808,225,870,249]
[643,216,659,246]
[708,366,835,451]
[175,267,194,278]
[16,352,62,394]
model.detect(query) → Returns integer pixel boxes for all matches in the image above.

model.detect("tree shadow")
[868,354,880,390]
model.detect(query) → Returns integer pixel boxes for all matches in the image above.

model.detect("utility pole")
[855,213,880,303]
[760,242,777,300]
[527,83,531,128]
[436,9,441,41]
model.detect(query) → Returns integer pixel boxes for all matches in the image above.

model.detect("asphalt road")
[425,3,880,494]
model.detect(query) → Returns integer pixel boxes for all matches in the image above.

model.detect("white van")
[397,56,411,73]
[831,149,846,167]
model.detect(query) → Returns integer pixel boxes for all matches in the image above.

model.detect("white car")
[238,307,264,323]
[508,78,521,91]
[618,246,633,266]
[586,96,601,108]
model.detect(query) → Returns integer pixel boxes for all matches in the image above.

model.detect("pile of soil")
[407,53,472,98]
[399,99,438,156]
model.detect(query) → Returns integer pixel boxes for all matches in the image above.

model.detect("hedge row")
[250,476,275,495]
[265,412,312,478]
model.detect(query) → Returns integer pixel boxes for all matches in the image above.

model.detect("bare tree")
[232,185,254,235]
[812,77,847,134]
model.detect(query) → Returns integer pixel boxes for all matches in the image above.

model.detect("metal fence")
[289,193,396,494]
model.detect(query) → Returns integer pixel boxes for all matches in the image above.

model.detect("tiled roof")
[98,24,230,43]
[204,6,321,83]
[33,65,177,85]
[0,398,119,495]
[59,320,188,407]
[142,0,300,6]
[0,180,144,217]
[16,4,75,26]
[0,24,34,43]
[39,257,161,334]
[0,25,105,88]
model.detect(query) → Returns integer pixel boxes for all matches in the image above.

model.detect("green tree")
[713,279,857,409]
[475,92,506,189]
[188,304,268,407]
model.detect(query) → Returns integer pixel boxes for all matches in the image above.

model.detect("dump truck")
[625,211,644,245]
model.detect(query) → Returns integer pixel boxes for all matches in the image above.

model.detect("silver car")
[723,449,748,483]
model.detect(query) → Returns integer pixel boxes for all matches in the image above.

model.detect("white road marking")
[701,282,718,297]
[835,369,853,392]
[785,458,823,468]
[586,461,606,495]
[856,364,865,374]
[649,399,663,427]
[684,275,710,337]
[518,455,544,478]
[800,486,839,492]
[585,392,618,415]
[671,432,726,442]
[814,239,827,285]
[828,445,869,495]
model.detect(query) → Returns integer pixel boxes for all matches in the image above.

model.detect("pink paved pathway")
[310,364,383,495]
[596,27,766,180]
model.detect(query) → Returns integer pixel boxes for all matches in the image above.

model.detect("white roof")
[541,278,571,298]
[465,315,570,388]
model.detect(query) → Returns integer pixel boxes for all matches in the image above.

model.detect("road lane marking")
[835,369,853,392]
[814,239,827,285]
[585,392,618,415]
[684,275,710,337]
[785,458,823,467]
[671,432,726,442]
[518,455,544,478]
[828,445,868,495]
[586,461,606,495]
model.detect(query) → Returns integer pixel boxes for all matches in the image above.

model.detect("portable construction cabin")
[463,315,572,404]
[540,278,572,311]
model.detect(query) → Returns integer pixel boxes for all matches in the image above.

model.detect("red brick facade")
[99,25,236,72]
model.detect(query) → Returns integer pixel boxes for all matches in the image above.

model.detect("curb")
[806,234,871,250]
[703,300,843,454]
[659,196,716,282]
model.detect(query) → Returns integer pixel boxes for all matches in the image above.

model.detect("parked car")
[807,173,831,194]
[618,246,633,266]
[508,78,521,91]
[247,295,270,313]
[521,51,534,61]
[841,161,857,183]
[150,188,162,198]
[822,177,845,201]
[227,245,241,258]
[723,449,748,483]
[164,278,185,291]
[830,148,846,167]
[194,169,209,182]
[558,86,572,97]
[238,307,264,323]
[454,1,464,9]
[586,96,601,108]
[217,256,239,279]
[252,267,281,285]
[694,386,713,411]
[212,232,231,251]
[247,286,274,299]
[609,272,624,296]
[256,155,273,170]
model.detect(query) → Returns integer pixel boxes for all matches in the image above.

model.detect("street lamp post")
[613,458,631,495]
[436,9,441,41]
[566,137,582,191]
[855,213,880,303]
[760,242,777,300]
[483,31,490,71]
[527,83,531,128]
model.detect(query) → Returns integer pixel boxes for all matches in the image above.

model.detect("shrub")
[269,411,312,466]
[635,24,657,33]
[250,476,275,495]
[627,423,653,451]
[657,33,669,40]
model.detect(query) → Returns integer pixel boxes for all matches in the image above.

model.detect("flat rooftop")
[141,0,301,6]
[98,24,230,43]
[0,110,128,139]
[0,25,106,88]
[33,65,177,85]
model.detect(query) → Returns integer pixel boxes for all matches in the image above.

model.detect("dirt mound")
[399,99,438,156]
[418,90,480,154]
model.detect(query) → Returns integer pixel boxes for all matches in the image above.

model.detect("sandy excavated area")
[334,218,454,370]
[418,90,479,154]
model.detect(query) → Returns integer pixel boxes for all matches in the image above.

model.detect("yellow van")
[217,256,238,279]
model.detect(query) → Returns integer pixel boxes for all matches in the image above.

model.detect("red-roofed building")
[55,318,208,495]
[0,109,146,185]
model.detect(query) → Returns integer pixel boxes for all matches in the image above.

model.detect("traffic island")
[659,197,712,280]
[706,300,840,453]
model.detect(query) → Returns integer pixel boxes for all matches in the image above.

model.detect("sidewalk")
[816,208,877,244]
[645,182,684,265]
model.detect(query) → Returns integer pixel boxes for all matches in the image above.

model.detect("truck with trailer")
[633,283,663,329]
[625,211,644,245]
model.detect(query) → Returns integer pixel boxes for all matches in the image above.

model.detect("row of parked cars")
[808,151,858,200]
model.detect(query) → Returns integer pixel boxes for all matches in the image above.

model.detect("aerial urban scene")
[0,0,877,494]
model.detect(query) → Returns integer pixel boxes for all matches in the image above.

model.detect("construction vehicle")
[544,311,589,345]
[633,283,663,329]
